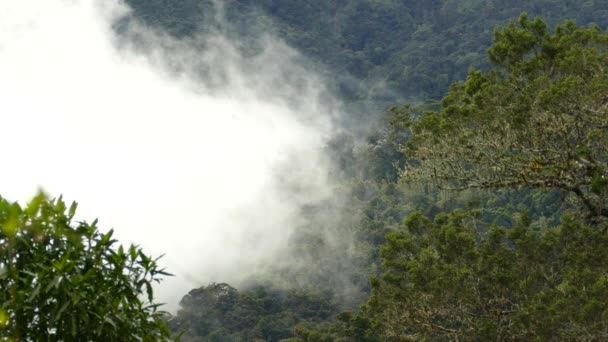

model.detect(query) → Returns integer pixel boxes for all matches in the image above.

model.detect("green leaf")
[2,213,19,238]
[30,284,41,301]
[0,309,8,328]
[129,245,137,261]
[146,282,153,303]
[55,196,66,214]
[46,276,62,292]
[25,191,46,217]
[104,316,116,328]
[54,301,70,322]
[68,201,78,220]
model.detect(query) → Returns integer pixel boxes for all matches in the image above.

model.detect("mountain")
[126,0,608,103]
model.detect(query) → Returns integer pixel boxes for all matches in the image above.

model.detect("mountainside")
[126,0,608,102]
[121,1,608,341]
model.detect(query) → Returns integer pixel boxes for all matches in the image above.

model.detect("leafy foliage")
[170,283,336,341]
[319,14,608,341]
[339,210,608,340]
[116,2,608,340]
[0,193,172,341]
[402,14,608,224]
[127,0,608,102]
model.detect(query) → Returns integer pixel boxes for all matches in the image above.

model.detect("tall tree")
[0,193,172,341]
[401,14,608,224]
[347,210,608,340]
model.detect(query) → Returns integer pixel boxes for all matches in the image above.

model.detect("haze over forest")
[1,0,607,341]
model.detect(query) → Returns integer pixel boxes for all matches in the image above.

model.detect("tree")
[340,210,608,340]
[0,193,172,341]
[318,14,608,341]
[400,14,608,224]
[170,282,338,342]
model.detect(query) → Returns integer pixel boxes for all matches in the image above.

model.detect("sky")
[0,0,338,311]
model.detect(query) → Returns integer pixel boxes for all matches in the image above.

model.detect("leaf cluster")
[127,0,608,102]
[171,283,337,342]
[402,14,608,223]
[341,210,608,340]
[0,193,172,341]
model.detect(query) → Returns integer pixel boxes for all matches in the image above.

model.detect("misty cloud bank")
[0,0,349,311]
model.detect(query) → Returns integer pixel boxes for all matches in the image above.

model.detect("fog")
[0,0,341,311]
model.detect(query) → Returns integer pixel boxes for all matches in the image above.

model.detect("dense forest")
[2,1,608,341]
[127,0,608,101]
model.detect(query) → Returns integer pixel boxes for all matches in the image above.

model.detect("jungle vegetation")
[2,1,608,340]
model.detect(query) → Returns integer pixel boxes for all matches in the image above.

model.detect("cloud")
[0,0,339,311]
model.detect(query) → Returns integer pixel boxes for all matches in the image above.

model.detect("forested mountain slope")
[126,0,608,102]
[119,1,608,341]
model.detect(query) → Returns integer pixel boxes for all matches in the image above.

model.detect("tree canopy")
[127,0,608,102]
[311,15,608,341]
[401,14,608,224]
[336,210,608,340]
[163,13,608,341]
[170,283,336,342]
[0,193,172,341]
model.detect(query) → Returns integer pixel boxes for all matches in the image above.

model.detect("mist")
[0,0,343,311]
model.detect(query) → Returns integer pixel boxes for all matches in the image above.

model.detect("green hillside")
[126,0,608,102]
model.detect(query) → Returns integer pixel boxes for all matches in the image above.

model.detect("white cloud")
[0,0,336,311]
